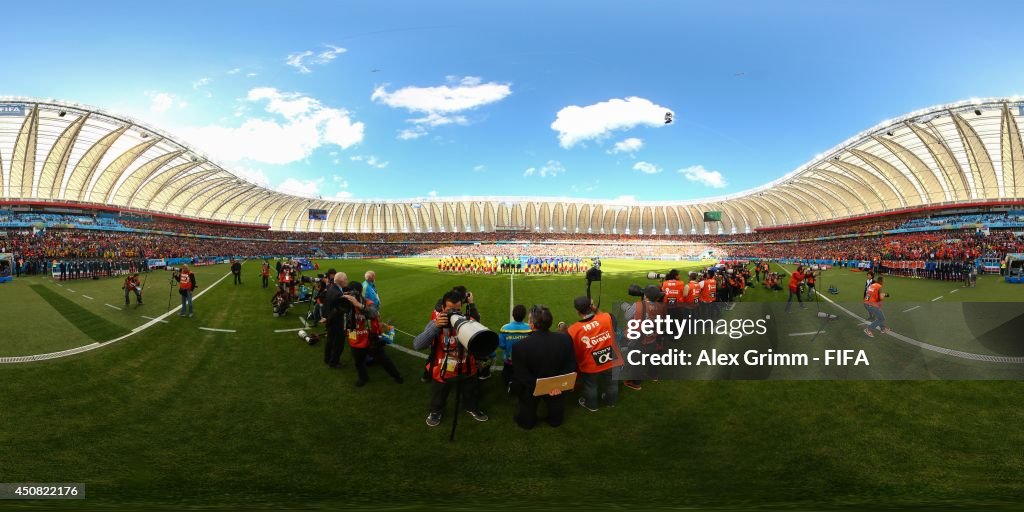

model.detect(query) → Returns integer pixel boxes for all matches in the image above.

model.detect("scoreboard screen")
[703,211,722,222]
[308,209,328,220]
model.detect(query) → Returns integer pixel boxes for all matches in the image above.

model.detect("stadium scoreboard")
[703,211,722,222]
[308,209,328,220]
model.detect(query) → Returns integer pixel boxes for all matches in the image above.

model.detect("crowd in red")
[4,210,1023,277]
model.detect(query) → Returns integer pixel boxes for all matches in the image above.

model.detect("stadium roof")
[2,96,1024,234]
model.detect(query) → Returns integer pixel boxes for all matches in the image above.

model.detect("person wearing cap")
[123,272,143,306]
[622,285,667,391]
[566,296,622,412]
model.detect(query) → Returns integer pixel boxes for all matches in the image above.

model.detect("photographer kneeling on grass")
[413,290,489,427]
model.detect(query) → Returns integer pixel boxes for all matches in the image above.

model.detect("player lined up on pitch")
[437,255,593,274]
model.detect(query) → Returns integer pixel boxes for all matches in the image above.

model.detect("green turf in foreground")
[29,284,129,342]
[0,259,1023,511]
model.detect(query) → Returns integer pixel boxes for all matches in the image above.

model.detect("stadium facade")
[2,96,1024,234]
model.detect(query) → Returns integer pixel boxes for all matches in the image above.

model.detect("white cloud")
[428,190,438,197]
[192,77,211,89]
[609,137,644,155]
[286,45,346,73]
[276,177,324,198]
[372,76,511,139]
[552,97,672,148]
[472,164,486,172]
[148,92,186,113]
[679,165,727,188]
[632,161,662,174]
[234,167,271,187]
[246,72,257,77]
[333,190,353,200]
[227,68,241,75]
[523,160,565,178]
[612,195,637,203]
[398,127,427,140]
[314,45,346,64]
[349,155,389,169]
[178,87,364,165]
[285,50,314,73]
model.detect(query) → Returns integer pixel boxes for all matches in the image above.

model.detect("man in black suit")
[320,272,361,369]
[511,305,577,430]
[231,259,242,285]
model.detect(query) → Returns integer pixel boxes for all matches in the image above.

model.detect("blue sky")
[3,0,1024,202]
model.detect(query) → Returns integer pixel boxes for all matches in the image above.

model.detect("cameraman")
[421,285,480,383]
[567,296,622,411]
[320,272,362,369]
[174,265,197,317]
[863,276,890,337]
[660,269,685,305]
[261,260,270,289]
[271,285,290,317]
[346,283,403,387]
[123,272,143,306]
[413,290,489,427]
[623,285,667,391]
[308,269,335,325]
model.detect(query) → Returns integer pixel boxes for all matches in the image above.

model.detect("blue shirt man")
[362,270,380,308]
[499,304,532,390]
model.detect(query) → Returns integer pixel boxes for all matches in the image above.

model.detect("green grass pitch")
[1,258,1023,510]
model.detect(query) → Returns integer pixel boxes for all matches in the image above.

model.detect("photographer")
[123,272,143,306]
[272,285,290,317]
[261,260,270,289]
[659,269,685,305]
[567,296,622,412]
[346,283,403,387]
[862,276,890,338]
[784,265,806,313]
[511,305,576,430]
[623,285,667,391]
[320,272,362,369]
[697,269,718,319]
[805,269,817,301]
[308,269,335,325]
[174,265,197,317]
[421,285,480,383]
[412,290,489,428]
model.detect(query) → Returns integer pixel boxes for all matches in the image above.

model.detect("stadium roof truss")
[2,96,1024,233]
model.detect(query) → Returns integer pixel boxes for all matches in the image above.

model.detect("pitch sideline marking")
[199,327,236,333]
[141,315,169,324]
[779,262,1024,364]
[0,271,233,364]
[105,303,122,311]
[789,331,824,337]
[274,327,305,333]
[81,295,94,300]
[902,306,921,313]
[931,296,944,302]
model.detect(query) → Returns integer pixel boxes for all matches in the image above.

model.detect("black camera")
[628,284,644,297]
[585,265,602,282]
[299,275,316,284]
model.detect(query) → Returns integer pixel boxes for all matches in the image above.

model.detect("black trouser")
[125,288,142,304]
[324,323,345,367]
[233,272,241,285]
[262,275,269,288]
[502,361,515,391]
[352,345,402,383]
[429,375,480,413]
[515,390,565,429]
